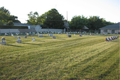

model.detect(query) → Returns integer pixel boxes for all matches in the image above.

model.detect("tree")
[0,7,10,15]
[69,15,88,29]
[27,11,39,25]
[44,8,64,29]
[0,6,21,26]
[87,16,114,30]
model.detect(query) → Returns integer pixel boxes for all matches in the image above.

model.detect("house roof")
[100,22,120,30]
[13,23,31,26]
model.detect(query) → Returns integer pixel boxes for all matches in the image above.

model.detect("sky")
[0,0,120,23]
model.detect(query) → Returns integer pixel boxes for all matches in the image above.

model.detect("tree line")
[0,6,114,30]
[0,7,20,26]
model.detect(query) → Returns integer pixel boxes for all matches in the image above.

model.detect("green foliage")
[0,6,21,26]
[27,11,39,25]
[87,16,114,30]
[44,8,64,29]
[27,8,64,29]
[70,15,115,30]
[70,15,88,29]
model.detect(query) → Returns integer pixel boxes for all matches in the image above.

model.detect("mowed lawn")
[0,34,119,80]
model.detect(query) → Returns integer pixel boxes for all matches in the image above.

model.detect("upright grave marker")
[16,37,21,43]
[68,34,71,37]
[32,38,35,41]
[79,34,82,37]
[50,34,53,37]
[11,33,14,36]
[0,37,6,45]
[25,35,27,38]
[53,36,56,39]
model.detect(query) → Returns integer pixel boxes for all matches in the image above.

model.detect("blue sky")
[0,0,119,23]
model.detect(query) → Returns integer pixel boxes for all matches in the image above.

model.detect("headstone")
[27,33,29,36]
[39,34,43,37]
[16,37,21,43]
[79,34,82,37]
[109,37,112,41]
[29,32,31,34]
[5,33,8,36]
[90,33,91,36]
[11,33,14,36]
[25,35,27,38]
[47,33,49,36]
[0,37,6,45]
[68,34,71,37]
[16,33,18,35]
[53,36,56,39]
[50,34,53,37]
[32,38,35,41]
[105,37,109,41]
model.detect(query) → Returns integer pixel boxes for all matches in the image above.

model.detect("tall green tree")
[87,16,114,30]
[44,8,64,29]
[69,15,88,29]
[0,6,20,26]
[27,11,39,25]
[37,12,47,26]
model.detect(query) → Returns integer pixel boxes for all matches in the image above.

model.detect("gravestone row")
[105,36,119,41]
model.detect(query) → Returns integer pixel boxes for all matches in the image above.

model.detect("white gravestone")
[1,37,6,45]
[11,33,14,36]
[32,38,35,41]
[16,37,21,43]
[5,33,8,36]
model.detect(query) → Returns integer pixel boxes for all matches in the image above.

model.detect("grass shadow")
[7,44,22,47]
[22,42,41,45]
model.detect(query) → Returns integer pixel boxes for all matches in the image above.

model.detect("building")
[13,23,42,29]
[100,23,120,34]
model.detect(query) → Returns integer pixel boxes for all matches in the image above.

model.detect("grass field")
[0,34,119,80]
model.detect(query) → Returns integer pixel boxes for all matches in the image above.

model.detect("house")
[100,23,120,34]
[13,23,42,29]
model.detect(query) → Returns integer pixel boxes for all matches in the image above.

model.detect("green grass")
[0,34,119,80]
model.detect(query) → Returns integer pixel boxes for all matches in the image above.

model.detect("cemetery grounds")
[0,34,119,80]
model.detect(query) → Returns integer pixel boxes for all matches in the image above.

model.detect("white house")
[100,23,120,34]
[13,23,42,29]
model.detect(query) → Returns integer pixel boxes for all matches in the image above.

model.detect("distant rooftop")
[13,23,31,26]
[100,22,120,30]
